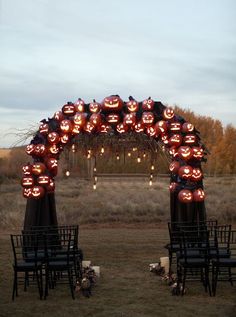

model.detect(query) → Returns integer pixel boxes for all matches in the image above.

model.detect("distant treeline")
[0,106,235,181]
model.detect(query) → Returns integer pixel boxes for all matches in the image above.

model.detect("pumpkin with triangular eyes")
[62,102,76,116]
[178,146,193,160]
[178,165,193,180]
[73,113,87,127]
[60,119,73,133]
[102,95,123,112]
[74,98,85,112]
[192,147,204,160]
[89,100,101,113]
[178,189,193,203]
[39,122,49,135]
[168,134,183,147]
[141,112,155,126]
[142,97,154,111]
[123,113,136,126]
[31,186,45,199]
[116,123,128,133]
[182,122,194,133]
[163,107,174,120]
[193,188,205,202]
[126,97,139,112]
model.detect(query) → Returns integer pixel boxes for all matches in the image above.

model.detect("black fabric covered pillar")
[24,193,58,230]
[170,192,206,224]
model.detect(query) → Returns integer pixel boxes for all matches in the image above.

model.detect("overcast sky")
[0,0,235,147]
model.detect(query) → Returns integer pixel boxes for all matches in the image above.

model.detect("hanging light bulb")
[65,170,70,177]
[116,153,120,160]
[94,176,98,182]
[101,146,105,154]
[93,166,97,172]
[150,173,153,180]
[132,147,137,152]
[71,144,76,153]
[151,164,155,171]
[149,180,153,186]
[127,152,131,157]
[137,156,141,163]
[143,152,146,158]
[93,183,97,190]
[87,149,91,159]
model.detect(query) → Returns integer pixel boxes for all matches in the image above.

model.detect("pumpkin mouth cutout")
[104,101,119,108]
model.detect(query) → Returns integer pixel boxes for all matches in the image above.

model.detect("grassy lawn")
[1,227,236,317]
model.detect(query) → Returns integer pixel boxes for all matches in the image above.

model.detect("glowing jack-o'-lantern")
[60,119,73,133]
[90,113,102,126]
[168,134,183,147]
[99,123,111,133]
[178,189,193,203]
[84,122,95,133]
[182,122,194,133]
[169,182,178,193]
[23,188,32,198]
[116,123,128,133]
[161,134,169,145]
[60,134,70,144]
[163,107,174,120]
[72,124,82,134]
[193,188,205,202]
[62,102,76,116]
[37,175,50,185]
[142,97,154,111]
[21,176,34,188]
[34,144,47,157]
[178,165,193,180]
[191,168,203,182]
[22,164,32,175]
[31,186,45,199]
[47,132,60,144]
[102,95,123,112]
[169,146,178,158]
[32,162,46,175]
[49,144,60,155]
[74,98,85,112]
[46,179,55,193]
[178,146,193,160]
[141,112,155,126]
[26,144,35,156]
[106,113,120,124]
[126,97,139,112]
[192,147,204,160]
[39,122,49,135]
[184,134,196,145]
[123,113,136,126]
[146,125,156,137]
[45,157,58,175]
[134,122,145,133]
[155,120,168,134]
[54,111,64,121]
[73,113,87,127]
[169,161,180,174]
[169,122,182,132]
[89,100,101,113]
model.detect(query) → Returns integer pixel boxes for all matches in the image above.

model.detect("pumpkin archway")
[22,95,207,228]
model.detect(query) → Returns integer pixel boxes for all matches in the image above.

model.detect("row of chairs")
[11,225,83,300]
[166,220,236,296]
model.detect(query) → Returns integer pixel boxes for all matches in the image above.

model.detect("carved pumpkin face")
[191,168,203,181]
[34,144,47,157]
[178,189,193,203]
[163,107,174,120]
[72,124,82,134]
[126,98,139,112]
[178,146,193,160]
[89,100,101,113]
[169,146,178,158]
[60,119,73,133]
[49,144,60,155]
[106,113,120,124]
[184,134,196,145]
[90,113,102,126]
[26,144,35,155]
[155,121,168,134]
[168,134,183,147]
[22,164,32,175]
[123,113,136,126]
[182,122,194,133]
[102,95,123,112]
[169,161,180,174]
[62,102,76,116]
[161,134,169,144]
[192,147,204,160]
[21,176,34,188]
[54,111,64,121]
[46,157,58,171]
[141,112,155,126]
[39,123,49,135]
[169,182,178,193]
[73,113,87,127]
[32,163,46,175]
[169,122,181,132]
[178,165,193,179]
[37,175,50,185]
[47,132,60,144]
[84,122,95,133]
[99,123,111,133]
[116,123,128,133]
[31,186,45,199]
[146,125,156,137]
[142,97,154,111]
[60,133,70,144]
[74,98,85,112]
[134,122,145,133]
[193,188,205,202]
[23,188,32,198]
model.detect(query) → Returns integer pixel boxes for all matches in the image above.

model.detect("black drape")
[24,193,58,230]
[170,191,206,224]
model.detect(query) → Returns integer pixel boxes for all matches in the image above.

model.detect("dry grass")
[0,148,11,158]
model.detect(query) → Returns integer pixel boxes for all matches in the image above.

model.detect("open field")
[0,227,236,317]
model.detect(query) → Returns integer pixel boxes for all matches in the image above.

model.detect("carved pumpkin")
[169,122,182,132]
[102,95,123,112]
[21,176,34,188]
[178,165,193,180]
[163,107,174,120]
[45,157,58,175]
[47,132,60,144]
[168,134,183,147]
[74,98,85,112]
[178,146,193,160]
[142,97,154,111]
[155,120,168,134]
[89,100,101,113]
[32,162,46,175]
[72,124,82,134]
[90,113,102,126]
[23,188,32,198]
[99,123,111,133]
[60,119,73,133]
[31,186,45,199]
[39,122,49,135]
[26,144,35,156]
[73,113,87,127]
[33,144,47,157]
[54,111,64,121]
[184,134,196,145]
[37,175,50,185]
[169,182,178,193]
[178,189,193,203]
[192,147,204,160]
[193,188,205,202]
[169,161,180,174]
[60,133,70,144]
[161,134,169,144]
[141,112,155,126]
[146,125,156,137]
[49,144,60,155]
[169,146,178,158]
[123,113,136,126]
[126,97,139,112]
[116,123,128,133]
[22,164,32,175]
[182,122,194,133]
[84,122,95,133]
[62,102,76,116]
[134,122,145,133]
[106,113,120,124]
[191,168,203,182]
